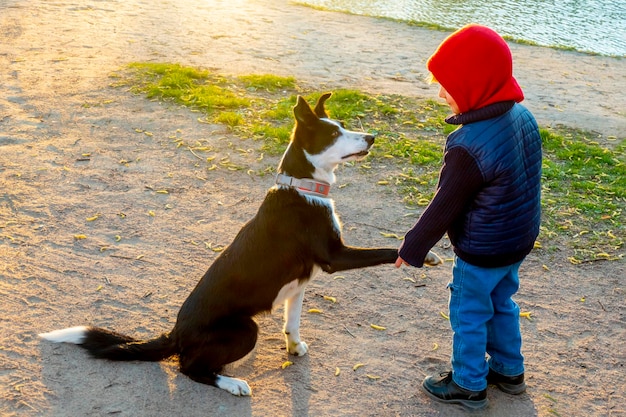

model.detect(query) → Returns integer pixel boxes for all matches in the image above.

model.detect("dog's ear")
[294,95,318,126]
[313,92,332,118]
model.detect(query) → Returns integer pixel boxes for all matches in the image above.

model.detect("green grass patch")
[238,74,296,92]
[126,62,250,114]
[215,111,244,127]
[539,128,625,261]
[112,62,625,262]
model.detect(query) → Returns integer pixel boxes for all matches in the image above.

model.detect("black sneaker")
[422,371,488,410]
[487,368,527,395]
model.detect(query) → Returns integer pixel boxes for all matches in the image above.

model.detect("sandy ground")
[0,0,625,416]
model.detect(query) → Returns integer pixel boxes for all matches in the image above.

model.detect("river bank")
[298,0,626,57]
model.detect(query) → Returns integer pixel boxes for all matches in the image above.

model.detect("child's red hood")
[427,24,524,114]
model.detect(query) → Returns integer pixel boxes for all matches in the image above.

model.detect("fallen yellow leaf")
[352,363,365,371]
[205,242,225,252]
[519,311,533,321]
[568,257,581,265]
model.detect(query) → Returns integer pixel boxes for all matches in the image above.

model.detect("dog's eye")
[331,130,340,138]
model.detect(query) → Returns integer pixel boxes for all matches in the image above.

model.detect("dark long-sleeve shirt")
[398,147,482,267]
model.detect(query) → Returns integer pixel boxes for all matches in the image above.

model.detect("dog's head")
[292,93,375,171]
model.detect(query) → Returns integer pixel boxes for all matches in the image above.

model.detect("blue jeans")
[448,256,525,391]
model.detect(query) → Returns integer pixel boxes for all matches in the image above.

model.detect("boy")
[395,24,542,410]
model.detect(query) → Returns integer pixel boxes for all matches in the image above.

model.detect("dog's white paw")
[288,340,309,356]
[215,375,251,396]
[424,251,443,266]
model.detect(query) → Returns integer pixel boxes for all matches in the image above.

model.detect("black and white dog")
[40,93,441,396]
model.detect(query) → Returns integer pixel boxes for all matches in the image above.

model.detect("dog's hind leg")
[283,283,310,356]
[178,316,258,396]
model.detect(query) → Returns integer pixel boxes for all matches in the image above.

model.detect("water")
[299,0,626,56]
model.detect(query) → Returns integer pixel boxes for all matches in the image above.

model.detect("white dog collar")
[275,173,331,197]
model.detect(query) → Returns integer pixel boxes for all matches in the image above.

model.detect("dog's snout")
[365,134,375,146]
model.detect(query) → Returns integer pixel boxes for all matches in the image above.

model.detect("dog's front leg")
[321,247,398,273]
[283,285,309,356]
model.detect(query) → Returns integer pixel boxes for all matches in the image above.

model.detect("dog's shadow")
[39,318,313,416]
[231,316,313,415]
[282,353,312,416]
[252,350,313,416]
[39,340,254,416]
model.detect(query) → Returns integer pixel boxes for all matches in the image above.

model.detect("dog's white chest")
[272,266,322,308]
[273,280,303,308]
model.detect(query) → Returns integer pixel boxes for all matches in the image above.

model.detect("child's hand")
[396,252,443,268]
[395,256,409,268]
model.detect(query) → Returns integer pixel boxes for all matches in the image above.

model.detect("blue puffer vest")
[446,103,542,257]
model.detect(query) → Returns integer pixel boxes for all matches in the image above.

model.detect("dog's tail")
[39,326,176,362]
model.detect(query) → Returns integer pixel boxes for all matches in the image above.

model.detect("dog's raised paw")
[215,375,251,396]
[288,341,309,356]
